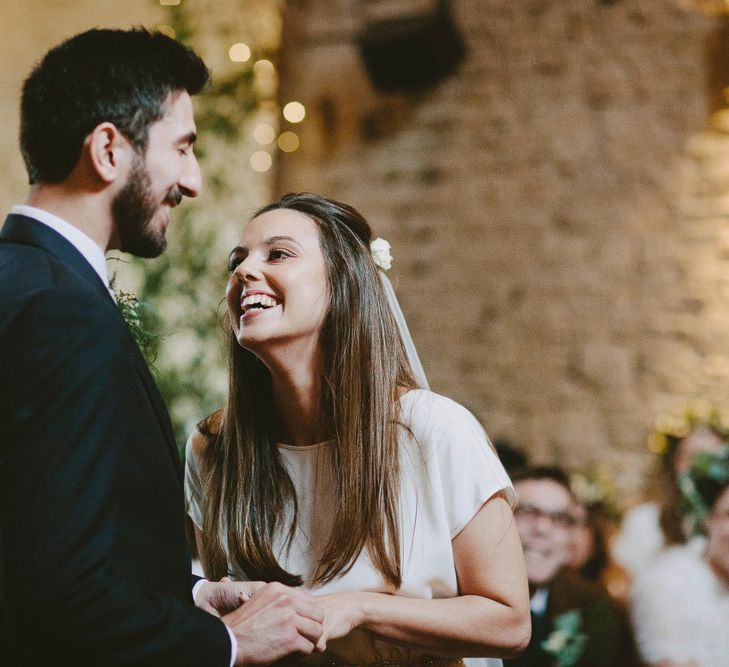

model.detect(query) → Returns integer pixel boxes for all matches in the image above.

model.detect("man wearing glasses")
[504,467,637,667]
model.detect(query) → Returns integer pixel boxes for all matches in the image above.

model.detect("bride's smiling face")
[226,208,329,354]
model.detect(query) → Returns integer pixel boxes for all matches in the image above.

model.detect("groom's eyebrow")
[176,131,197,147]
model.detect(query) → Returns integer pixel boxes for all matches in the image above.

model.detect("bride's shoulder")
[400,389,473,421]
[399,390,483,443]
[188,410,223,458]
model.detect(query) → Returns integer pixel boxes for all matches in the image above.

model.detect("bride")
[185,192,530,664]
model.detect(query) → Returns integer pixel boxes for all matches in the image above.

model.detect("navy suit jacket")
[0,214,230,665]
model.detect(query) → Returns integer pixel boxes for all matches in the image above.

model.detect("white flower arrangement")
[370,237,392,271]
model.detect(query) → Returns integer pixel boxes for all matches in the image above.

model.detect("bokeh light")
[253,123,276,145]
[253,59,275,76]
[277,131,300,153]
[229,43,251,63]
[282,101,305,123]
[250,151,272,172]
[252,60,278,98]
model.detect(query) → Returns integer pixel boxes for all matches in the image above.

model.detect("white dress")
[186,389,513,665]
[630,537,729,666]
[611,501,665,578]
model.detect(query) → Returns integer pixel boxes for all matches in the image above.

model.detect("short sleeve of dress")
[184,431,204,530]
[403,391,516,539]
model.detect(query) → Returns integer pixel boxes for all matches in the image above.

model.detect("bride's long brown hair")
[198,193,417,587]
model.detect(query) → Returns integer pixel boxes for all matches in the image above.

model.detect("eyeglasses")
[514,503,576,529]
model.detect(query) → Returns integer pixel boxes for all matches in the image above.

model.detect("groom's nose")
[178,153,201,199]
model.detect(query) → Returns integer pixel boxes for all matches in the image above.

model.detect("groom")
[0,29,323,665]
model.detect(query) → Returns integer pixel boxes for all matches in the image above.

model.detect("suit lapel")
[1,214,182,480]
[0,214,113,303]
[131,348,182,480]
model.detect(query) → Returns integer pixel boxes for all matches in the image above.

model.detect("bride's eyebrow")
[229,236,304,260]
[263,235,303,250]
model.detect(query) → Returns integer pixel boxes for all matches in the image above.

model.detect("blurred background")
[4,0,729,498]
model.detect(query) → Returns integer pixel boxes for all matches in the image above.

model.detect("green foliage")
[680,445,729,532]
[542,610,588,667]
[113,286,160,367]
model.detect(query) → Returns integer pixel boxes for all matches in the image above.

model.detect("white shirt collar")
[11,204,111,290]
[530,587,549,615]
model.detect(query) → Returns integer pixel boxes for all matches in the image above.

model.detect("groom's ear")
[84,122,134,185]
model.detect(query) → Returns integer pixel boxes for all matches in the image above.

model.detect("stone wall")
[275,0,729,493]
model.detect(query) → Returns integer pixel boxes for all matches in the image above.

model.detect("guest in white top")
[613,420,725,578]
[631,446,729,667]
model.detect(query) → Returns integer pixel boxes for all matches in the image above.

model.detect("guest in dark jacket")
[504,466,638,667]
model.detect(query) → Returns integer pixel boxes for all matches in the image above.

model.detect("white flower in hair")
[370,237,392,271]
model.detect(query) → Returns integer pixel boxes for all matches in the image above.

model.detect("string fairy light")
[282,101,305,123]
[250,151,272,172]
[277,131,299,153]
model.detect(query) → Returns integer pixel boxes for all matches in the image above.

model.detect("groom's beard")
[113,153,176,258]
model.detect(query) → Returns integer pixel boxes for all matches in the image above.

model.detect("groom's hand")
[195,578,267,617]
[223,581,325,664]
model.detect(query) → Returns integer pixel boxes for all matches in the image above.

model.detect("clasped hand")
[196,578,327,664]
[195,577,262,617]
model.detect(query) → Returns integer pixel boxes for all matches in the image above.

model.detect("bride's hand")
[195,577,267,617]
[316,591,367,644]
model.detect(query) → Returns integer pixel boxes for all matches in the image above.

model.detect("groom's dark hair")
[20,27,209,185]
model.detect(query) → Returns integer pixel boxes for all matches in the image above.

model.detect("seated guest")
[613,410,726,579]
[568,474,631,604]
[631,446,729,667]
[504,467,638,667]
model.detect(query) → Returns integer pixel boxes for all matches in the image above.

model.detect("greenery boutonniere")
[542,610,587,667]
[115,288,159,368]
